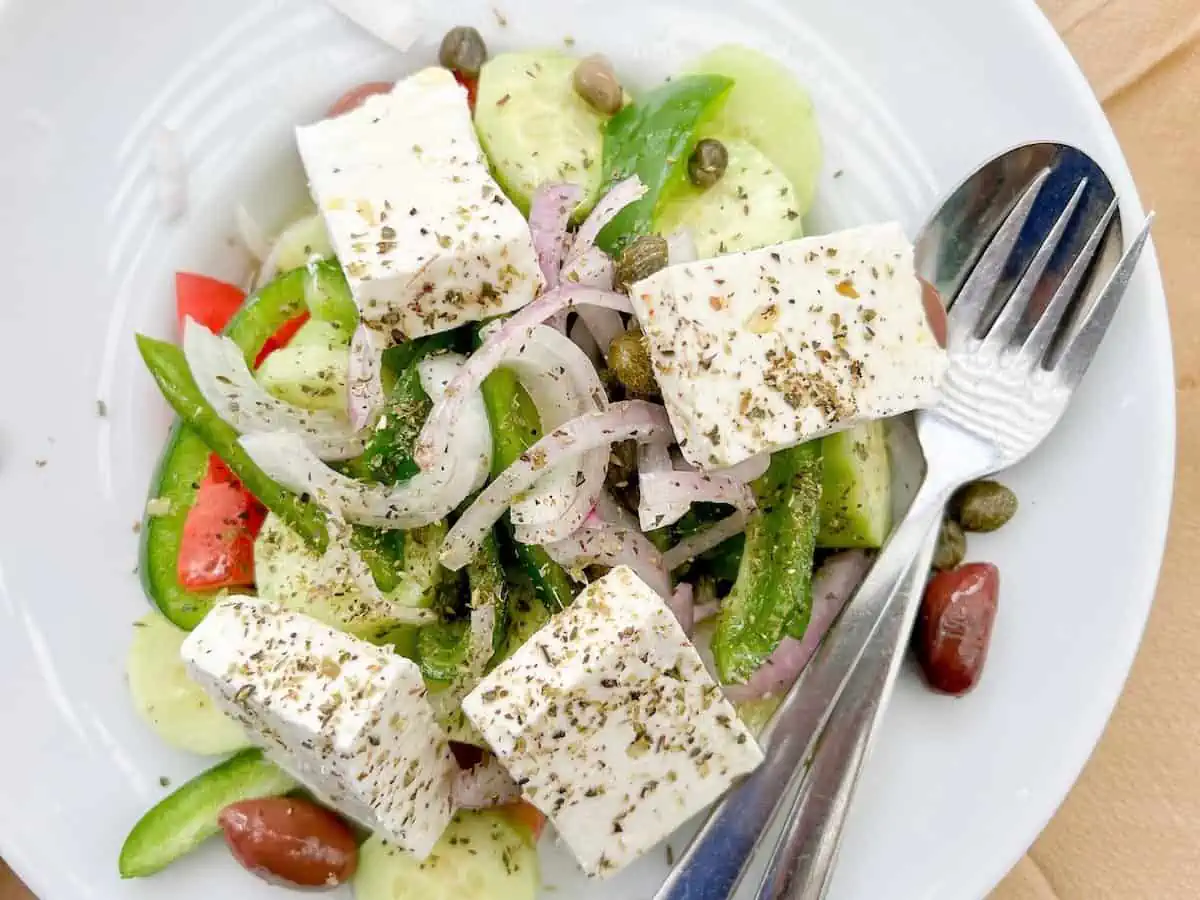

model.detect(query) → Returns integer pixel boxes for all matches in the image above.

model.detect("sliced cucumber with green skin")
[817,421,892,549]
[475,51,608,218]
[656,137,802,258]
[256,320,351,413]
[687,44,823,216]
[127,611,249,756]
[119,749,296,878]
[269,212,332,275]
[355,810,539,900]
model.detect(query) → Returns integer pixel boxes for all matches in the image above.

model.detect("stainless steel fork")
[655,152,1154,900]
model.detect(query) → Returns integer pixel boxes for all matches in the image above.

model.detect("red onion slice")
[568,176,646,264]
[639,470,755,511]
[347,322,385,431]
[568,318,603,365]
[667,582,696,635]
[183,318,367,460]
[710,452,771,484]
[663,509,752,571]
[235,203,270,262]
[322,509,435,625]
[414,285,633,470]
[637,442,691,531]
[722,551,872,702]
[543,518,671,601]
[452,755,523,810]
[440,400,674,570]
[240,354,491,528]
[529,183,585,288]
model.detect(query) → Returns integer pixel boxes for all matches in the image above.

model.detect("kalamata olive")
[572,54,623,115]
[916,562,999,696]
[953,480,1018,532]
[687,138,729,188]
[218,796,358,888]
[438,26,488,79]
[932,517,966,571]
[327,81,393,117]
[609,329,659,397]
[615,233,669,293]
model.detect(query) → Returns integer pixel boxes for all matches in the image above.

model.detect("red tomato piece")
[327,81,394,117]
[175,273,245,337]
[177,476,267,590]
[454,71,478,112]
[253,312,311,368]
[500,802,547,842]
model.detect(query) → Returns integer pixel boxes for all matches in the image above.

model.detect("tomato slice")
[176,273,245,336]
[500,802,546,842]
[327,81,394,118]
[453,71,478,113]
[254,312,310,368]
[177,472,267,589]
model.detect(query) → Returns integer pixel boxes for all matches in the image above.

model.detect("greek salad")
[121,19,1016,897]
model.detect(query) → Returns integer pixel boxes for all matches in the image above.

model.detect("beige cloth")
[2,2,1196,898]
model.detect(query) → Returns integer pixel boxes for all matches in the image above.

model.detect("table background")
[2,0,1197,897]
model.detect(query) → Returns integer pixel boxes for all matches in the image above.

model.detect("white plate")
[0,1,1174,898]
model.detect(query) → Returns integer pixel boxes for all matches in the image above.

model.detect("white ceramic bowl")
[0,1,1173,899]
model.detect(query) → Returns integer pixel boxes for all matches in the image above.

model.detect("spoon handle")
[754,518,941,900]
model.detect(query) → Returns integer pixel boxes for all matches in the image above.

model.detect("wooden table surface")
[3,1,1197,898]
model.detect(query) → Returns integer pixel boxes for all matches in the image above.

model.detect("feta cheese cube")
[296,67,544,340]
[630,223,948,469]
[180,596,455,858]
[462,567,763,878]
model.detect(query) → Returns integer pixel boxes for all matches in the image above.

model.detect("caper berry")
[572,54,623,115]
[932,518,967,571]
[615,234,669,293]
[608,329,659,397]
[953,480,1019,532]
[438,26,488,79]
[687,138,729,188]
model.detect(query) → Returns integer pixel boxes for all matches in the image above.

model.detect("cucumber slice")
[119,748,296,878]
[256,320,351,413]
[126,611,249,756]
[355,810,539,900]
[269,212,333,274]
[818,421,892,548]
[687,44,823,216]
[254,514,434,641]
[655,137,803,258]
[475,51,608,218]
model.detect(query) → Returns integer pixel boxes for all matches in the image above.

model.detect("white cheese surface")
[180,596,455,858]
[630,223,948,468]
[462,567,763,878]
[296,67,543,340]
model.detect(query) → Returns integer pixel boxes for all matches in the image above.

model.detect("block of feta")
[180,595,456,858]
[462,566,763,878]
[295,67,543,341]
[629,222,948,469]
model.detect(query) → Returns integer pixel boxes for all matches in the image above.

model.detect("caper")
[687,138,729,188]
[932,518,967,571]
[953,480,1019,533]
[615,234,669,293]
[572,54,623,115]
[438,26,488,79]
[608,329,659,397]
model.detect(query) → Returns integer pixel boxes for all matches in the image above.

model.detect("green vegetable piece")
[932,517,967,571]
[256,321,351,413]
[713,441,823,684]
[817,421,892,549]
[597,74,734,253]
[480,366,576,612]
[268,212,333,276]
[119,749,296,878]
[953,480,1018,532]
[135,335,408,602]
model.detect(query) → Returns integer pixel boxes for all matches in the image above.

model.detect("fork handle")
[754,518,942,900]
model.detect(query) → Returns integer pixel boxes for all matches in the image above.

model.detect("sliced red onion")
[322,509,435,625]
[637,442,691,531]
[544,518,671,601]
[568,317,603,366]
[440,400,674,570]
[498,326,608,545]
[694,577,720,626]
[663,509,752,571]
[347,322,384,431]
[326,0,421,52]
[183,318,367,460]
[595,490,639,531]
[722,551,872,702]
[710,452,771,484]
[667,582,696,635]
[240,354,492,528]
[568,176,646,264]
[151,127,186,224]
[561,245,616,289]
[414,285,633,470]
[666,228,699,265]
[452,755,522,810]
[235,203,270,262]
[639,470,755,511]
[529,183,585,288]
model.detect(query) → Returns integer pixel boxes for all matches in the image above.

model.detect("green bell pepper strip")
[712,440,823,684]
[597,74,733,254]
[136,335,410,603]
[139,264,357,629]
[118,748,296,878]
[479,366,576,612]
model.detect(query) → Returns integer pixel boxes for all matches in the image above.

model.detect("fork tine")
[947,167,1052,344]
[1018,198,1119,368]
[1053,213,1155,384]
[985,178,1089,351]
